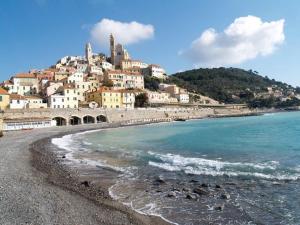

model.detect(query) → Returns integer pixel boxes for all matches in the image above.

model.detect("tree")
[135,93,148,107]
[103,79,114,87]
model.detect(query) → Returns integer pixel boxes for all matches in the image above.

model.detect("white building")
[121,90,136,109]
[10,73,39,96]
[144,64,167,80]
[2,118,56,131]
[175,93,190,104]
[146,90,173,104]
[9,94,28,109]
[48,84,78,109]
[26,96,47,109]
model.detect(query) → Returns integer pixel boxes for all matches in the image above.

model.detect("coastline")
[0,110,264,225]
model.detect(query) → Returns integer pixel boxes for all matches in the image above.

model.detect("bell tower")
[110,34,115,66]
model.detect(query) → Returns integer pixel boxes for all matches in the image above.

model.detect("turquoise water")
[55,111,300,225]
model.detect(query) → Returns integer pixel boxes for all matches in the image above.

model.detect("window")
[0,96,2,102]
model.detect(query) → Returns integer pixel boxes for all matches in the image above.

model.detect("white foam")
[148,152,300,181]
[148,151,279,170]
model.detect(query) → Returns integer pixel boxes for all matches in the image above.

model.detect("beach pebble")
[81,181,90,187]
[193,187,209,195]
[220,193,230,200]
[186,194,197,200]
[214,205,224,211]
[166,191,176,198]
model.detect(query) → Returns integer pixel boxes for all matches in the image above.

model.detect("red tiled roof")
[9,94,26,100]
[15,73,36,79]
[0,87,9,95]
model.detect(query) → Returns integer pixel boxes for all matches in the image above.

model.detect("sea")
[52,111,300,225]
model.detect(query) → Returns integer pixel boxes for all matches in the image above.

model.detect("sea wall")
[0,106,253,129]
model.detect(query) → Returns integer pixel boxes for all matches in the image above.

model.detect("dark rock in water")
[189,179,199,183]
[201,183,209,188]
[154,177,166,185]
[215,184,222,189]
[166,191,176,198]
[220,193,230,200]
[224,182,237,186]
[81,181,90,187]
[186,194,197,200]
[193,187,209,195]
[214,205,224,211]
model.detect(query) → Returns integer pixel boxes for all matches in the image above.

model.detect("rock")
[186,194,197,200]
[62,155,66,159]
[214,205,224,211]
[156,190,162,193]
[193,187,209,195]
[220,193,230,200]
[189,179,198,183]
[182,187,191,192]
[201,183,209,188]
[224,182,236,186]
[81,181,90,187]
[166,191,176,198]
[154,177,166,185]
[215,184,222,189]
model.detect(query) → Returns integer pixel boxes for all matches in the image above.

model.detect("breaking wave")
[148,152,300,181]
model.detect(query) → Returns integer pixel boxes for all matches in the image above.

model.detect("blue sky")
[1,0,300,86]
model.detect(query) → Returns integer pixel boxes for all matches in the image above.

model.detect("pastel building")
[0,88,10,110]
[86,87,136,109]
[104,70,144,90]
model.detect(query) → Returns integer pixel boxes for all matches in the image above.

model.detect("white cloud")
[180,16,285,67]
[90,18,154,48]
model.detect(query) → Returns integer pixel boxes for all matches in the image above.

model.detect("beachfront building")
[48,84,78,109]
[25,96,47,109]
[2,117,56,131]
[121,90,136,109]
[0,88,10,111]
[86,87,122,109]
[9,94,28,109]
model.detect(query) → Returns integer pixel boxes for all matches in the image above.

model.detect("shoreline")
[0,110,265,225]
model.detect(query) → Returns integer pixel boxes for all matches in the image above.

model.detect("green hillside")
[166,67,300,108]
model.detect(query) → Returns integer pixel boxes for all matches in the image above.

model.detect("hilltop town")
[0,34,201,112]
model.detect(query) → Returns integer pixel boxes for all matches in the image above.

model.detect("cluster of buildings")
[0,35,190,111]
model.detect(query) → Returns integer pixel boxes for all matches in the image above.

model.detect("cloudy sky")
[0,0,300,86]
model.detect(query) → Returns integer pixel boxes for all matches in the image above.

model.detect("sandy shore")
[0,123,171,225]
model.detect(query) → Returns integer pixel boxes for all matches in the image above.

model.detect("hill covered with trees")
[167,67,300,108]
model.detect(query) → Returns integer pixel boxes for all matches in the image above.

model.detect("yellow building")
[0,87,10,111]
[86,87,122,109]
